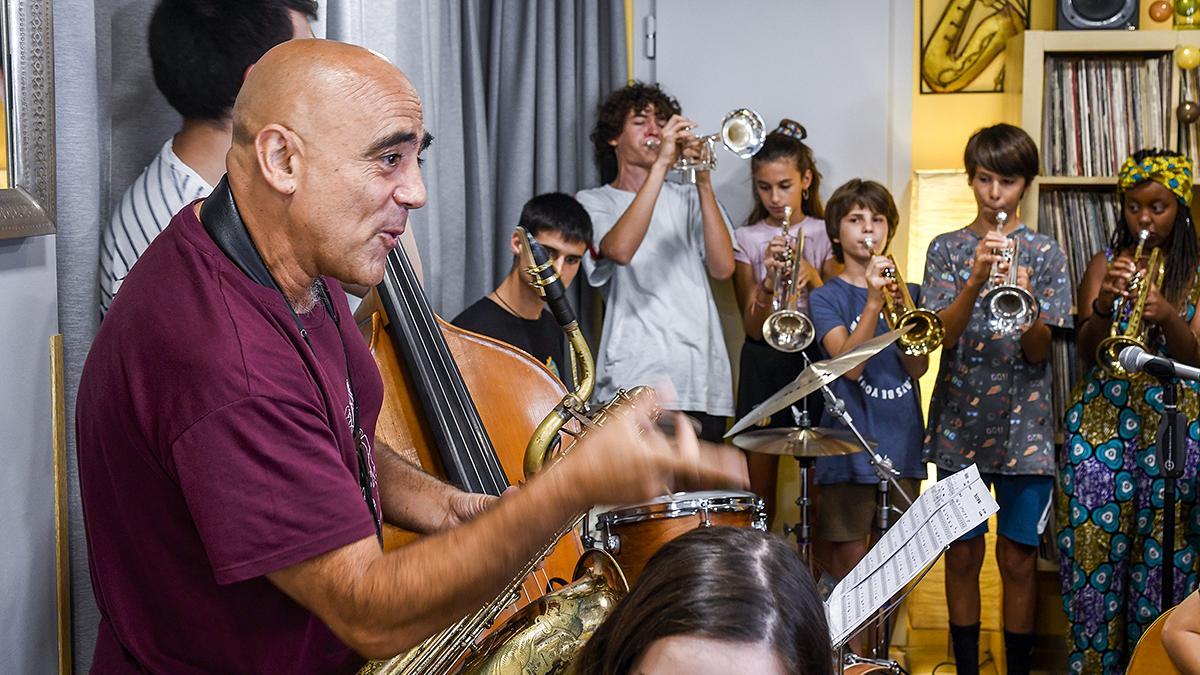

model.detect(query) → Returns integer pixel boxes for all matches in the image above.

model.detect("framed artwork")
[0,0,55,239]
[920,0,1031,94]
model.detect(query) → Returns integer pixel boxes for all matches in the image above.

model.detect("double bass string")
[384,249,551,601]
[387,247,507,492]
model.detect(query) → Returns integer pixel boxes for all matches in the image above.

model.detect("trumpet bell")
[721,108,766,159]
[895,308,945,357]
[1096,334,1144,378]
[983,284,1039,333]
[763,310,815,353]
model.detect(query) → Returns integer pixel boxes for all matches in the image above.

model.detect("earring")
[802,188,809,200]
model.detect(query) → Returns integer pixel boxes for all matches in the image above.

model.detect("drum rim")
[596,495,760,527]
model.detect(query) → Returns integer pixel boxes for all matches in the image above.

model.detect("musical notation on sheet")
[824,464,999,648]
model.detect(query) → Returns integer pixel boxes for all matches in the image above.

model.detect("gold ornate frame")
[0,0,55,238]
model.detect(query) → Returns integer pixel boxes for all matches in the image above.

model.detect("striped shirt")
[100,138,214,314]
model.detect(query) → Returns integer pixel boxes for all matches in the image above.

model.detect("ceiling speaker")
[1057,0,1138,30]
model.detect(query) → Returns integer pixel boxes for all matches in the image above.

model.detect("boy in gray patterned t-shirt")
[920,124,1070,675]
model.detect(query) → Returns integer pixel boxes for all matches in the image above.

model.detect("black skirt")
[736,337,825,428]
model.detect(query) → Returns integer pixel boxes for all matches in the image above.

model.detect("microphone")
[1119,345,1200,382]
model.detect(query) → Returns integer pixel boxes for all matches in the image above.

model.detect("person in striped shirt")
[100,0,317,314]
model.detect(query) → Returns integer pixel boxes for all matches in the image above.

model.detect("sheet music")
[823,464,999,648]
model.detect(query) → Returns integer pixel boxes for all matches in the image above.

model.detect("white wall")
[0,234,60,671]
[629,0,913,385]
[649,0,912,223]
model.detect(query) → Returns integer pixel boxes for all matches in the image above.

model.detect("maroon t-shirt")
[77,202,383,673]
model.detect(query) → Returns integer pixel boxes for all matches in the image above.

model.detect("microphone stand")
[1147,367,1186,609]
[803,353,913,659]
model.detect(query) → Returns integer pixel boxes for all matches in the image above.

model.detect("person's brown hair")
[573,527,832,675]
[746,119,824,225]
[590,82,682,184]
[963,123,1039,184]
[823,179,900,263]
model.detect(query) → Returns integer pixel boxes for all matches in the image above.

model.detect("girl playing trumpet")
[732,119,837,525]
[1059,149,1200,674]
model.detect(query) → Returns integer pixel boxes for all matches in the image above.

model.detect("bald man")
[76,39,744,673]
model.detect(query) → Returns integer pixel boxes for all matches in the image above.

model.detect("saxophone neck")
[523,321,596,478]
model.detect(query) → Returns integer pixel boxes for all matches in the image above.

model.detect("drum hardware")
[646,107,766,183]
[726,327,908,438]
[804,352,912,662]
[864,235,944,357]
[731,347,917,668]
[981,210,1040,334]
[1096,227,1165,377]
[763,205,817,353]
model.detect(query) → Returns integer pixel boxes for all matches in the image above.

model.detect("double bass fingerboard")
[376,244,510,497]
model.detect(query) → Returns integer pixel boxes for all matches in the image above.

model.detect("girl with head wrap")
[1058,148,1200,673]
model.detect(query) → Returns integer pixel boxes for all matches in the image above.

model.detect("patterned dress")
[1058,262,1200,674]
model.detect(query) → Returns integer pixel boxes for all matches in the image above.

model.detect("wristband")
[1092,297,1114,319]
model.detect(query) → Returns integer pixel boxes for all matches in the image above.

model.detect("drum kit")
[585,327,914,674]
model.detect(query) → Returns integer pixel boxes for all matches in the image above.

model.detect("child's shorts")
[816,478,922,542]
[937,467,1053,547]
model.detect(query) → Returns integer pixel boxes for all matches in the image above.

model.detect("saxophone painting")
[921,0,1029,93]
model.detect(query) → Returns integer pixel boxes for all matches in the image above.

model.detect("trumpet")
[982,211,1039,334]
[866,236,945,357]
[1096,228,1165,377]
[763,206,816,352]
[646,108,766,183]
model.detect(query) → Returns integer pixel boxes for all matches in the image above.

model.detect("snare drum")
[595,490,765,582]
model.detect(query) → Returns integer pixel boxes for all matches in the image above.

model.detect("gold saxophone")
[359,229,654,674]
[922,0,1026,93]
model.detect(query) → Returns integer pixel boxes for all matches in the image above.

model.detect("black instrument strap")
[200,176,383,545]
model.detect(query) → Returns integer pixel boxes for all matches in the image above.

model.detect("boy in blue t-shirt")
[809,179,928,592]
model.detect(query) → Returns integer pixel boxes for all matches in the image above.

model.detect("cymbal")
[725,327,909,438]
[731,426,872,458]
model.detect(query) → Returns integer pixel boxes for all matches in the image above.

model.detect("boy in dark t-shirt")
[452,193,593,388]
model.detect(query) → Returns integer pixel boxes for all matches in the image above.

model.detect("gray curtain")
[55,1,108,670]
[327,0,626,317]
[53,0,625,670]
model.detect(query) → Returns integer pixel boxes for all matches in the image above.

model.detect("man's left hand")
[440,491,500,530]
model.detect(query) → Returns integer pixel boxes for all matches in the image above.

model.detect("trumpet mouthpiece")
[644,138,661,149]
[1138,228,1151,242]
[863,236,876,253]
[996,211,1008,226]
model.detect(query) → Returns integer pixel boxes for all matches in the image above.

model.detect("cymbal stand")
[802,354,913,510]
[804,353,913,660]
[782,405,817,574]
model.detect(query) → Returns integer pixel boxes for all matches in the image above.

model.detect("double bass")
[356,238,625,673]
